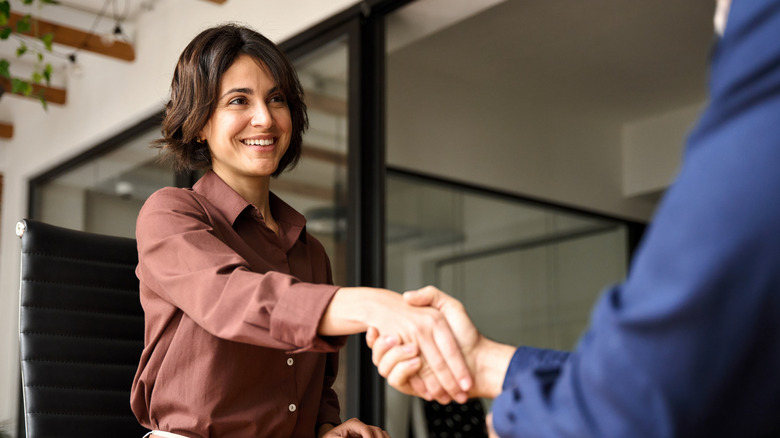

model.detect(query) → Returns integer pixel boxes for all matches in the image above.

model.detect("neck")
[212,169,274,223]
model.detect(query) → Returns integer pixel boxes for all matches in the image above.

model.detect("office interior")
[0,0,715,436]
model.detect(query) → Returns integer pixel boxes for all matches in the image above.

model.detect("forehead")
[219,54,277,89]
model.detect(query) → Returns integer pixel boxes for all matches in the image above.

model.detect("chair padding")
[18,219,147,437]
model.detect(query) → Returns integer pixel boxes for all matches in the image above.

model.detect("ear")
[197,125,208,143]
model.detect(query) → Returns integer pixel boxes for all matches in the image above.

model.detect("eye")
[269,94,286,105]
[228,96,248,105]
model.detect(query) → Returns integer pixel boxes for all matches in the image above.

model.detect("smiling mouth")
[243,138,274,146]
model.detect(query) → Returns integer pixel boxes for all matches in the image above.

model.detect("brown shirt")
[131,171,345,437]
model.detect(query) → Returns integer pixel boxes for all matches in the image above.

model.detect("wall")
[0,0,358,431]
[386,55,661,222]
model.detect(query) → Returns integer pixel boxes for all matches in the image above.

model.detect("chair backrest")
[17,219,147,438]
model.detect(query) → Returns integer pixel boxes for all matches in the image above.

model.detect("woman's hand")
[320,287,472,404]
[318,418,390,438]
[368,286,515,400]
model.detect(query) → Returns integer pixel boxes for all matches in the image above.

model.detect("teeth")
[244,138,273,146]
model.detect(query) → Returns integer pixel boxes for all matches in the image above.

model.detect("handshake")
[363,286,516,407]
[320,284,516,436]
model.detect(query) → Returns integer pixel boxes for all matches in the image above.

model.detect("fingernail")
[460,378,472,391]
[456,392,468,404]
[383,335,398,346]
[423,392,432,401]
[402,344,416,355]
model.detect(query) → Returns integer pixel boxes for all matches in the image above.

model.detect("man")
[370,0,780,436]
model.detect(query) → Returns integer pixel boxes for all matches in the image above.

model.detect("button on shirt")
[131,170,346,437]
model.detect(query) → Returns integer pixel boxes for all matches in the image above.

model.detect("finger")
[384,355,421,387]
[373,426,388,438]
[432,319,473,392]
[377,343,418,377]
[371,334,399,367]
[402,285,439,307]
[408,375,430,400]
[417,314,471,401]
[335,418,373,438]
[487,413,500,438]
[366,326,379,348]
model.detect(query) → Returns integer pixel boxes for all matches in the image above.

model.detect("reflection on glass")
[386,171,628,436]
[34,126,174,238]
[279,36,350,419]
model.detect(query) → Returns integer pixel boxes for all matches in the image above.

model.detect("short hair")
[154,23,308,177]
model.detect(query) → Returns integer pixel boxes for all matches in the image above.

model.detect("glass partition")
[31,121,173,238]
[385,170,630,437]
[281,36,351,416]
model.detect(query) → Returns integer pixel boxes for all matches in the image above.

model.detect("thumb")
[366,326,379,348]
[403,285,443,308]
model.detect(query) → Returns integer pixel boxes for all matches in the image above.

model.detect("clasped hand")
[366,286,484,404]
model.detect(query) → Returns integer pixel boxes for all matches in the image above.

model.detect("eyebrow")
[219,85,281,101]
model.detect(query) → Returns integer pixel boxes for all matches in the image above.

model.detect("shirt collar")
[193,170,308,246]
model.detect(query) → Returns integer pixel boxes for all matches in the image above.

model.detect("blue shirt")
[492,1,780,436]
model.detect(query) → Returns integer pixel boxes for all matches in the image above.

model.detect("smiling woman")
[198,55,293,219]
[131,23,470,438]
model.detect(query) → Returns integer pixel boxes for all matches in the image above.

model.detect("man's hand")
[321,287,472,404]
[368,286,515,400]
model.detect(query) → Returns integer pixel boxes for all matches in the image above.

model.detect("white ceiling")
[390,0,715,125]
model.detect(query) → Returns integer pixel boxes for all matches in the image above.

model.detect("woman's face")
[199,54,292,186]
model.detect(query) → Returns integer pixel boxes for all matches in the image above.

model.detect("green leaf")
[31,71,42,83]
[16,14,31,34]
[39,93,48,110]
[22,0,34,5]
[16,42,27,57]
[0,2,10,23]
[41,0,59,4]
[0,27,11,40]
[0,59,10,79]
[41,32,54,51]
[12,77,32,96]
[43,63,52,84]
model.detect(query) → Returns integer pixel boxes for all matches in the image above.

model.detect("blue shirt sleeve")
[491,1,780,436]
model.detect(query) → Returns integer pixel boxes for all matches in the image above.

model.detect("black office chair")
[16,219,148,438]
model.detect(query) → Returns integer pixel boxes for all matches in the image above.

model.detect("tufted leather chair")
[17,219,147,438]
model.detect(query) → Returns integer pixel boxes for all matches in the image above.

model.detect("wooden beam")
[9,12,135,61]
[0,122,13,139]
[204,0,228,3]
[0,77,67,104]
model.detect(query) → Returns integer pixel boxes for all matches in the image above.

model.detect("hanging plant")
[0,0,58,109]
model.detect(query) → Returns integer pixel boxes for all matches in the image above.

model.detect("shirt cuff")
[271,280,346,352]
[502,346,570,391]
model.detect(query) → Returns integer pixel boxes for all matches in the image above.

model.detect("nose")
[251,103,273,128]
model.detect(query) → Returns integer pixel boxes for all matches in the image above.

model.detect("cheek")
[279,108,293,133]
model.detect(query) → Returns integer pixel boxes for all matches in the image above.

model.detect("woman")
[131,23,471,438]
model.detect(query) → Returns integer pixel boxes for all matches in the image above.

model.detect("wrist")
[472,336,515,399]
[319,287,389,336]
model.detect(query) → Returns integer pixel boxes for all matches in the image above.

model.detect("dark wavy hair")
[154,23,308,177]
